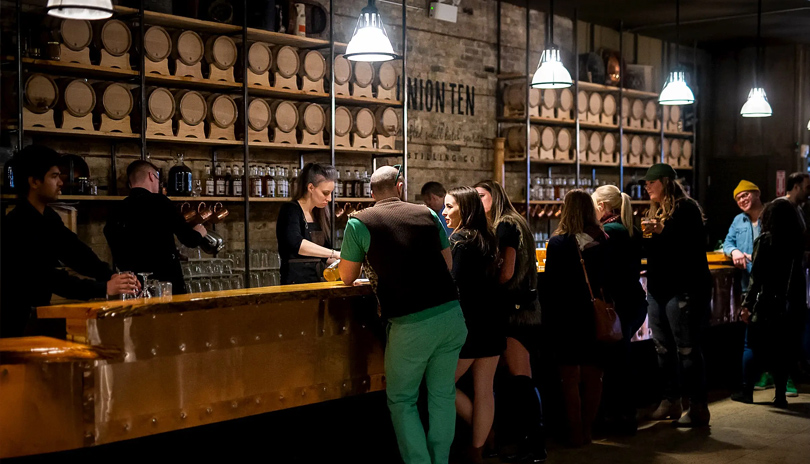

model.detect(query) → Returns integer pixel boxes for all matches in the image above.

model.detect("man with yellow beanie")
[723,180,763,281]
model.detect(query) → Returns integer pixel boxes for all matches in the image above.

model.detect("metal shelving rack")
[3,0,408,288]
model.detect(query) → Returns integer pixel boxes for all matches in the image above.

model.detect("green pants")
[386,302,468,464]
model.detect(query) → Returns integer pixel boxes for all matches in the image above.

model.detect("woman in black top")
[443,186,502,461]
[643,163,711,427]
[545,190,610,446]
[276,163,340,285]
[738,199,805,407]
[475,180,545,462]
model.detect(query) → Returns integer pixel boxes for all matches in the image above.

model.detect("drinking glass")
[260,250,270,269]
[200,259,213,276]
[137,272,153,297]
[190,260,203,276]
[211,278,223,292]
[146,280,161,298]
[212,260,224,276]
[269,270,280,286]
[232,252,244,270]
[223,259,233,274]
[230,275,243,289]
[250,271,261,288]
[189,278,203,294]
[113,271,138,300]
[269,252,280,270]
[182,263,192,278]
[219,277,232,291]
[641,218,659,239]
[201,278,213,293]
[159,282,173,299]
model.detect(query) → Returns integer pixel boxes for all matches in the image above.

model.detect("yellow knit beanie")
[733,180,759,199]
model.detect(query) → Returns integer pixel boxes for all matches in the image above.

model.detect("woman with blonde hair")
[474,180,545,462]
[591,185,647,433]
[643,164,711,427]
[545,189,610,446]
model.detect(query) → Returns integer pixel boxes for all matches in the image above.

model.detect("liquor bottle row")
[335,169,372,199]
[200,163,297,198]
[529,176,616,201]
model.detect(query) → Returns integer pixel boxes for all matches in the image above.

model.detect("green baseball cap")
[644,163,678,181]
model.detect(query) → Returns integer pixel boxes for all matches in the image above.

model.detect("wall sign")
[397,77,475,116]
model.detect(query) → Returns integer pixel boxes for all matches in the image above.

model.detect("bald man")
[104,160,207,294]
[339,166,467,464]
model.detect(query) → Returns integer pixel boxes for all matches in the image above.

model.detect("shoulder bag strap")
[575,241,596,302]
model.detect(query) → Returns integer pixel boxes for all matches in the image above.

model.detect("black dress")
[497,220,542,351]
[450,231,505,359]
[277,201,330,285]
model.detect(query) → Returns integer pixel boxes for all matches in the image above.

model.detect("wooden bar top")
[38,281,374,321]
[0,336,123,364]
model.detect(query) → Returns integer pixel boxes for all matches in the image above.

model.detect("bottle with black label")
[203,164,214,196]
[250,165,262,197]
[334,169,342,197]
[353,170,361,199]
[214,163,226,196]
[232,165,243,196]
[168,153,193,196]
[362,170,371,198]
[264,166,276,198]
[343,169,353,198]
[224,165,233,195]
[290,167,299,196]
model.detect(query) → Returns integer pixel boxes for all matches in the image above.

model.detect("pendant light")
[531,0,572,89]
[659,0,694,105]
[740,0,772,117]
[46,0,113,20]
[344,0,398,62]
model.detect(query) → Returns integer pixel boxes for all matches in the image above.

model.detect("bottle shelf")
[146,136,243,147]
[115,6,243,35]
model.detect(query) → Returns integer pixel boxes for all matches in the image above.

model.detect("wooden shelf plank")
[624,126,662,135]
[504,158,576,165]
[579,121,619,131]
[334,95,403,107]
[335,147,403,155]
[581,161,620,167]
[249,142,328,151]
[495,76,659,99]
[664,131,694,137]
[20,58,139,79]
[247,85,328,100]
[497,116,575,127]
[24,127,141,140]
[246,27,346,50]
[146,74,242,92]
[115,6,242,34]
[146,136,243,147]
[624,164,655,169]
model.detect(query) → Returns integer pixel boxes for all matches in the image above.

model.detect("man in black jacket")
[104,160,207,294]
[1,145,138,338]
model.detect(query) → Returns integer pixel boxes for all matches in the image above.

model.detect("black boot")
[503,375,547,463]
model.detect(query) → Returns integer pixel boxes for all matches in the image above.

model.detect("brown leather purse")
[577,244,623,342]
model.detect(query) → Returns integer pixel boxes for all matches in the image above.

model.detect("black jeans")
[648,293,709,403]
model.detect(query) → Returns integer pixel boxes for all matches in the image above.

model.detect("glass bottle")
[353,170,361,198]
[250,165,263,197]
[290,167,299,197]
[264,166,275,198]
[203,164,214,196]
[335,169,342,197]
[343,169,353,198]
[277,166,287,198]
[224,165,233,195]
[214,163,226,196]
[168,153,193,196]
[232,165,243,196]
[362,170,371,198]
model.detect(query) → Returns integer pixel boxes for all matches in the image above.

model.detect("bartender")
[104,160,207,294]
[1,145,139,338]
[276,163,340,284]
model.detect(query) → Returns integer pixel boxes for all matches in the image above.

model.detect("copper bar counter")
[0,282,384,459]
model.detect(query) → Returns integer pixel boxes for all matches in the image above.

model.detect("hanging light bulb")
[46,0,113,20]
[344,0,397,62]
[740,88,772,117]
[531,47,573,89]
[659,0,694,106]
[531,0,572,89]
[659,71,695,105]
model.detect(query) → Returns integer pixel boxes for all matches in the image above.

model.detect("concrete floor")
[510,391,810,464]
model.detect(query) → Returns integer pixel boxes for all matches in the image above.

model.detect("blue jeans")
[648,293,709,403]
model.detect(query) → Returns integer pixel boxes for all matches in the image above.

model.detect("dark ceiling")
[503,0,810,47]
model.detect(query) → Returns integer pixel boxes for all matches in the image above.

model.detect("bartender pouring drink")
[104,160,208,294]
[1,145,139,338]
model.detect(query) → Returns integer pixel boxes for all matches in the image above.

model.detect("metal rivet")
[180,412,187,420]
[255,335,261,341]
[179,312,183,317]
[278,333,283,338]
[231,401,238,409]
[152,314,156,319]
[179,344,186,352]
[301,390,306,396]
[205,342,212,349]
[321,329,326,334]
[343,382,347,387]
[300,331,305,336]
[85,432,93,439]
[83,371,91,378]
[279,395,284,400]
[206,407,213,415]
[151,417,157,424]
[322,386,327,392]
[255,397,262,404]
[342,326,347,331]
[124,423,130,431]
[230,337,237,345]
[151,348,157,356]
[361,324,366,329]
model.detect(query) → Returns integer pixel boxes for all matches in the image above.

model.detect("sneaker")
[754,372,774,390]
[673,402,710,428]
[648,398,683,420]
[786,377,799,397]
[730,391,754,404]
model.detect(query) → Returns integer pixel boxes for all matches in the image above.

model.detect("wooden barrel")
[98,19,131,56]
[662,138,671,157]
[503,83,540,111]
[333,106,353,136]
[643,136,658,157]
[296,103,326,134]
[621,134,629,155]
[273,46,300,78]
[557,128,572,152]
[174,89,207,126]
[621,97,630,119]
[376,62,397,90]
[375,107,398,136]
[24,74,59,113]
[540,127,555,151]
[542,89,557,110]
[173,30,204,66]
[94,82,133,119]
[246,98,272,131]
[351,107,376,137]
[143,26,172,62]
[603,94,617,117]
[603,132,616,154]
[577,90,588,112]
[588,92,603,115]
[631,99,643,120]
[682,140,693,160]
[334,54,352,85]
[669,105,681,124]
[644,100,657,122]
[505,125,540,152]
[662,105,670,125]
[207,94,238,128]
[269,100,299,132]
[298,50,326,81]
[146,87,175,122]
[353,61,375,87]
[60,19,92,51]
[579,130,589,152]
[205,35,238,70]
[248,42,273,74]
[630,135,643,156]
[559,88,573,112]
[61,79,96,117]
[670,138,682,158]
[589,131,602,153]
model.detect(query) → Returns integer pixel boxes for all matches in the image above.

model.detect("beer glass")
[641,218,659,239]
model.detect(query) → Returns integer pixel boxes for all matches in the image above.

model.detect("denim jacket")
[723,212,760,274]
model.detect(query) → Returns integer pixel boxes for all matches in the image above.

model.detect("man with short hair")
[104,160,207,294]
[723,180,763,285]
[1,145,138,338]
[340,167,467,464]
[421,181,452,236]
[784,172,810,229]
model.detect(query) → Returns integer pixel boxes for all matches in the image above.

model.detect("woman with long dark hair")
[474,180,545,462]
[545,189,609,446]
[443,186,503,463]
[276,163,340,284]
[643,163,711,427]
[738,199,805,407]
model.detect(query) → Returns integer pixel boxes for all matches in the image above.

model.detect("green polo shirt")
[341,209,450,263]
